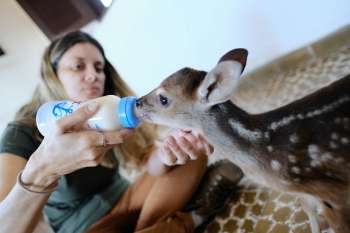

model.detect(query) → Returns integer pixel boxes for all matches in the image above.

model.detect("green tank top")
[0,122,129,233]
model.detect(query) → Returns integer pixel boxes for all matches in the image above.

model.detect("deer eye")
[159,94,169,107]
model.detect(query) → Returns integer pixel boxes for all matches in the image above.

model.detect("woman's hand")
[21,102,134,190]
[157,129,213,166]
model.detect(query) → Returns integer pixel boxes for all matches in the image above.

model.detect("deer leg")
[305,211,320,233]
[299,195,322,233]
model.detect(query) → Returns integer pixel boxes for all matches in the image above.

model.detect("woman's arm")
[0,154,26,201]
[0,154,51,233]
[0,103,134,233]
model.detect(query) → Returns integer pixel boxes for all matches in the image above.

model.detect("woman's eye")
[72,63,83,70]
[159,94,169,106]
[95,66,104,73]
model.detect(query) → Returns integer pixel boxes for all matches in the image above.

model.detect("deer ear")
[197,48,248,106]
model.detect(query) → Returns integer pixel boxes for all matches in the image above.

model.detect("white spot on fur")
[228,120,263,141]
[270,122,278,131]
[308,144,320,160]
[321,153,333,162]
[326,172,333,177]
[268,115,296,131]
[341,137,349,144]
[305,167,312,172]
[310,153,319,160]
[308,145,320,154]
[289,133,299,143]
[293,178,301,183]
[215,175,223,181]
[335,157,345,163]
[329,141,338,149]
[271,160,282,171]
[311,160,322,167]
[307,96,350,118]
[291,166,301,174]
[288,155,297,163]
[268,96,350,131]
[267,146,274,152]
[307,144,331,167]
[331,133,339,140]
[264,132,270,139]
[334,118,341,124]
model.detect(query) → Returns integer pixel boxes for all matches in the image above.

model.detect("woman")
[0,31,243,233]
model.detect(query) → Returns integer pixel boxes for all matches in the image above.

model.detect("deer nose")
[135,98,143,108]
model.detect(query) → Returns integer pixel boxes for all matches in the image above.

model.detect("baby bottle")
[36,95,140,136]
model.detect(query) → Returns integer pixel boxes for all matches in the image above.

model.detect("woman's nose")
[85,68,98,82]
[85,74,97,82]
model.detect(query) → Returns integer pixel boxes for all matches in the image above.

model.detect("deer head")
[136,49,248,131]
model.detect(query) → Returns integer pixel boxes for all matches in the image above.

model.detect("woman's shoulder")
[3,121,38,140]
[0,121,41,160]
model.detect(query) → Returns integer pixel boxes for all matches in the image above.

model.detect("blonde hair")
[15,31,157,168]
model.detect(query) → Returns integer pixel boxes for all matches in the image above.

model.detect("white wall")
[89,0,350,95]
[0,0,49,132]
[0,0,349,133]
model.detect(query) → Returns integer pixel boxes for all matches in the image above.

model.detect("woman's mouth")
[85,87,101,94]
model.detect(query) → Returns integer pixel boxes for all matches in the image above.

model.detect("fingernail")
[181,129,192,133]
[87,102,98,112]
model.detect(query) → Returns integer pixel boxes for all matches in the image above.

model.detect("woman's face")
[56,42,106,102]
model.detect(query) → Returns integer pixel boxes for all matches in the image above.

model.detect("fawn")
[136,49,350,233]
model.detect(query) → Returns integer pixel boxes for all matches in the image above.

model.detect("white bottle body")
[36,95,138,136]
[82,95,121,131]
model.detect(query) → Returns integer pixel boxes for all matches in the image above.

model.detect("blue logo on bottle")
[52,102,76,119]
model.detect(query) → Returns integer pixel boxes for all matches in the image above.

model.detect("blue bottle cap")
[118,96,140,128]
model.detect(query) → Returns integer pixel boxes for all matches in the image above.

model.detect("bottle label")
[52,101,80,119]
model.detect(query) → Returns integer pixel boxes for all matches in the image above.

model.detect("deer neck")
[199,101,264,165]
[199,101,291,188]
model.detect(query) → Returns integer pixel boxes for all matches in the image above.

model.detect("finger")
[54,102,99,134]
[181,132,197,145]
[74,129,134,148]
[180,128,192,134]
[80,147,107,168]
[182,132,212,156]
[177,136,198,160]
[71,122,91,131]
[198,134,214,154]
[161,145,177,166]
[167,137,189,165]
[103,129,135,146]
[181,133,203,152]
